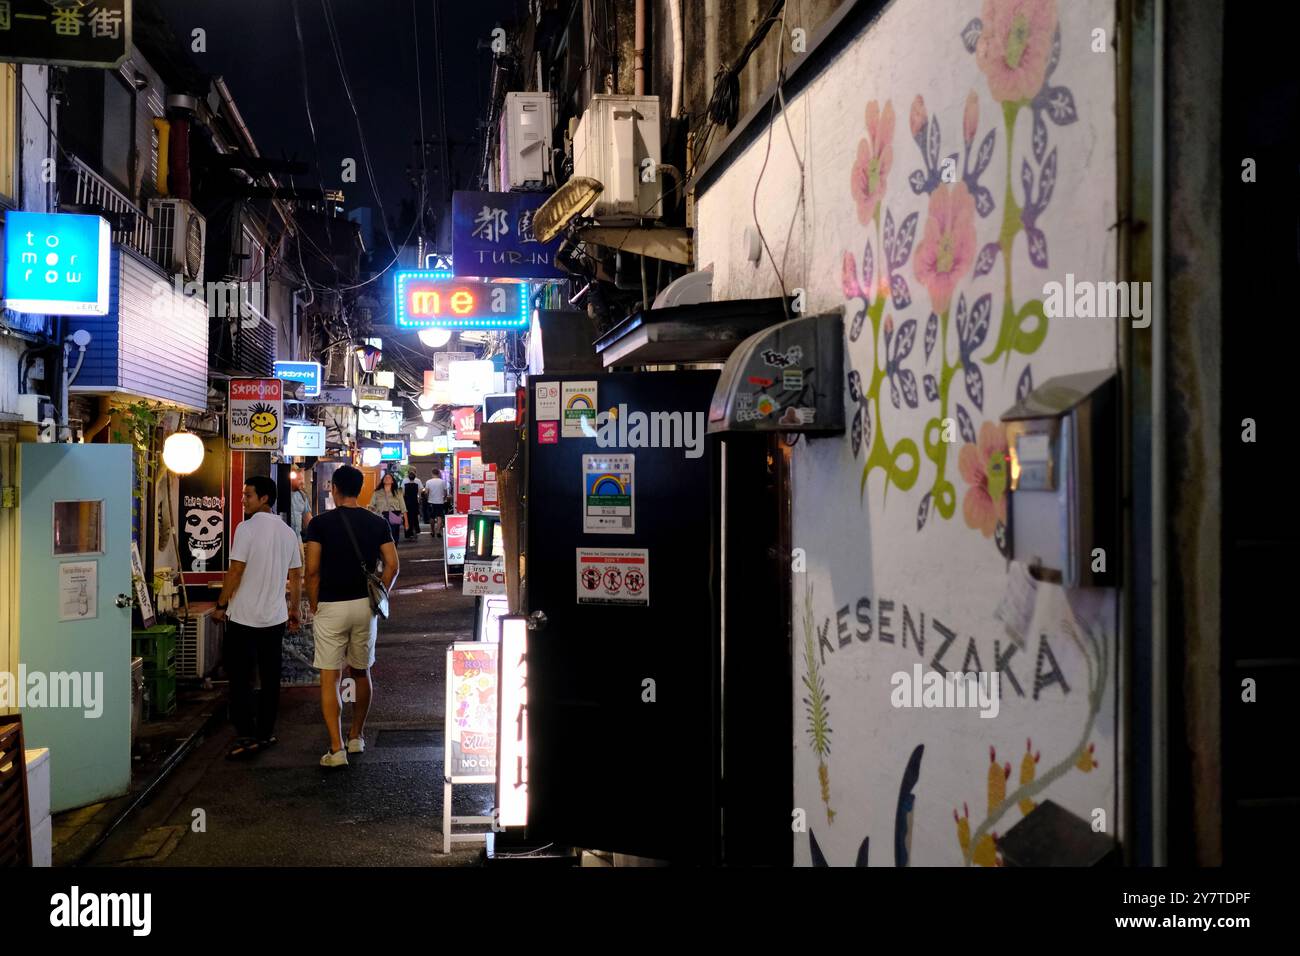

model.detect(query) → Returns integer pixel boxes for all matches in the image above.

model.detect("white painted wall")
[698,0,1120,866]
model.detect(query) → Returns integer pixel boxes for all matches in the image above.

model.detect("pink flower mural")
[842,250,862,299]
[975,0,1059,103]
[913,183,977,315]
[959,421,1010,538]
[851,101,895,225]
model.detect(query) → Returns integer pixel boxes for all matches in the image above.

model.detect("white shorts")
[312,598,377,671]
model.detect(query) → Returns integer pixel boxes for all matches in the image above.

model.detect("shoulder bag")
[338,508,390,619]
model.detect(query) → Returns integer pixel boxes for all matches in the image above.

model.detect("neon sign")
[394,270,529,331]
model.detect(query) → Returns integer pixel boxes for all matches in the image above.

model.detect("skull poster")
[178,436,227,573]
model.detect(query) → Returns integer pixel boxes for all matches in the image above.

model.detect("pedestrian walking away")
[305,465,400,768]
[403,472,422,540]
[424,467,448,537]
[212,475,303,760]
[369,471,406,544]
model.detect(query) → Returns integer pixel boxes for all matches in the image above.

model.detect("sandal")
[226,737,260,760]
[257,736,278,752]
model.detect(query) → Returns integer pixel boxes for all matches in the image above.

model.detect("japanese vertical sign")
[228,379,283,450]
[447,644,499,782]
[451,191,566,280]
[0,0,130,69]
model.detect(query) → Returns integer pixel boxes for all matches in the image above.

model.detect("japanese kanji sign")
[451,190,566,280]
[0,0,130,69]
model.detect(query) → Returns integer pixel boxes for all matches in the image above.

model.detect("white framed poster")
[58,560,98,622]
[582,453,635,534]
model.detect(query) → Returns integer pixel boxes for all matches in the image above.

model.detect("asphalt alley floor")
[84,529,493,867]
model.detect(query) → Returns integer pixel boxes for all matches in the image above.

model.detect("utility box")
[1000,369,1118,588]
[499,92,553,189]
[572,94,662,221]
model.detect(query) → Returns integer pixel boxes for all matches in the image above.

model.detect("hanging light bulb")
[417,391,435,410]
[418,328,452,348]
[420,409,436,424]
[361,447,382,467]
[414,425,429,439]
[162,430,205,475]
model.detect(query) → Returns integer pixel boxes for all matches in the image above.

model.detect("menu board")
[446,643,499,783]
[454,449,498,515]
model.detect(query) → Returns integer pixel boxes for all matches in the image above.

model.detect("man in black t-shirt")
[304,465,399,768]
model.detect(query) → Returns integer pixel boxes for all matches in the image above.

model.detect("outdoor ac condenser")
[148,198,207,282]
[499,92,553,189]
[177,607,222,679]
[571,94,662,221]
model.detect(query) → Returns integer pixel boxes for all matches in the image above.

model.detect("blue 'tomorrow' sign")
[3,211,111,316]
[451,190,566,280]
[273,360,322,397]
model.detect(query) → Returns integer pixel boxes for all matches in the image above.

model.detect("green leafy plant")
[801,579,835,824]
[110,400,162,534]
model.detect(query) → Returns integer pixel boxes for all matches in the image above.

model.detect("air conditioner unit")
[177,606,222,679]
[572,94,662,222]
[148,198,207,282]
[500,92,553,189]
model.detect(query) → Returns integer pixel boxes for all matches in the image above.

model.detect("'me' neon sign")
[394,270,529,331]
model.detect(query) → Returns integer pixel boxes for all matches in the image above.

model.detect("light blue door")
[19,443,133,812]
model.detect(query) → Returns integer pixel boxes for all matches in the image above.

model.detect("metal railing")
[61,154,154,260]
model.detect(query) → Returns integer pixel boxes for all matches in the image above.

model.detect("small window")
[240,225,265,319]
[52,500,105,556]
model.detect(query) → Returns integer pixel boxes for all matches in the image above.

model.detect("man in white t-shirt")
[212,475,303,759]
[423,467,449,537]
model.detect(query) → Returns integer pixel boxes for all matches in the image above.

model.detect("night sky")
[156,0,520,252]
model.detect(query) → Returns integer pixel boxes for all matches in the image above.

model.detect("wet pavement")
[83,529,493,867]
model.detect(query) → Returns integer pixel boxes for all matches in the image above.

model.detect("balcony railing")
[60,154,154,261]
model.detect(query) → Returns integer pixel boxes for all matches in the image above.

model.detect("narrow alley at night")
[0,0,1292,938]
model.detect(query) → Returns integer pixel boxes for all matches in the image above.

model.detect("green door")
[19,442,133,812]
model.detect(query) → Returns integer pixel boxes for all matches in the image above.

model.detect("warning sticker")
[535,381,561,421]
[582,453,634,534]
[576,548,649,606]
[561,380,598,438]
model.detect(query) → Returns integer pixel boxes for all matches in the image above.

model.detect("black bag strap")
[336,507,374,587]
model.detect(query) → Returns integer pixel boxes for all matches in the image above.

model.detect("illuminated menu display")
[394,270,529,330]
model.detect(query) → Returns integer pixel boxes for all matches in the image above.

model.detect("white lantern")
[420,409,435,423]
[361,447,382,467]
[416,391,435,410]
[162,431,205,475]
[410,440,437,457]
[418,328,452,348]
[414,425,429,439]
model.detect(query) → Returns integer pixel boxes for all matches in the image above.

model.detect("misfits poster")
[178,435,226,574]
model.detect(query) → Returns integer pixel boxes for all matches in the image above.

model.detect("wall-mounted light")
[418,328,452,349]
[162,430,205,475]
[420,409,436,424]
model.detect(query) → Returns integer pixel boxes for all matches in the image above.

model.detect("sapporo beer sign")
[229,379,283,450]
[0,0,130,69]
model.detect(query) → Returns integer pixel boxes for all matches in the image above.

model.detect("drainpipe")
[152,118,171,196]
[1150,0,1168,869]
[166,94,198,201]
[634,0,646,95]
[669,0,683,117]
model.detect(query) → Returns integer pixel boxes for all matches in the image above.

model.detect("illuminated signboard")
[394,270,529,331]
[380,440,406,462]
[273,361,322,397]
[3,211,111,316]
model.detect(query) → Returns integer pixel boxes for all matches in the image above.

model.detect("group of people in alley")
[211,464,451,767]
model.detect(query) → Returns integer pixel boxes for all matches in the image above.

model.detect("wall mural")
[799,0,1113,867]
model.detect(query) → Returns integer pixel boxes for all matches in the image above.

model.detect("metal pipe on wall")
[634,0,646,95]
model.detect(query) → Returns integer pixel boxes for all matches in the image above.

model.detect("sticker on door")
[576,548,649,605]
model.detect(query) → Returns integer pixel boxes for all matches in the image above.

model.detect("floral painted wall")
[696,0,1120,866]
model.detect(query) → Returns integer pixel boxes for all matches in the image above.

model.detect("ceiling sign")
[284,424,327,456]
[394,270,529,331]
[2,211,111,315]
[0,0,130,69]
[380,440,407,462]
[451,190,566,280]
[453,407,480,442]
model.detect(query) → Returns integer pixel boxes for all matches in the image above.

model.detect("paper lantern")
[162,431,204,475]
